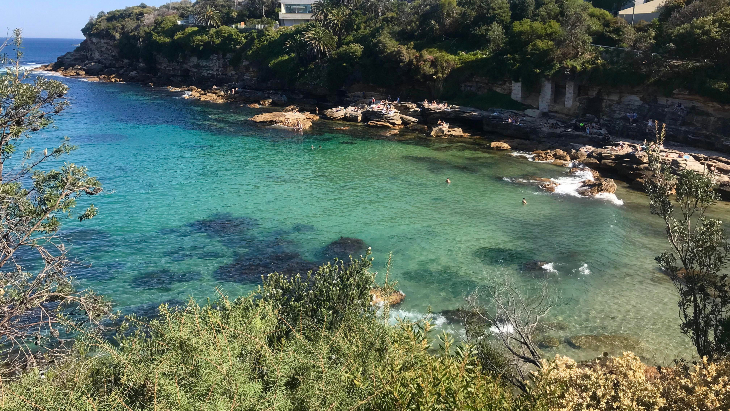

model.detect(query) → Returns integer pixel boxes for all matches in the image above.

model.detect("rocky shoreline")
[36,64,730,201]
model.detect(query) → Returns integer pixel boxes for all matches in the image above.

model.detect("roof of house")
[280,0,317,4]
[618,0,668,19]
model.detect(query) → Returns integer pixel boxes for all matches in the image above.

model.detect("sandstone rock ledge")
[250,111,319,130]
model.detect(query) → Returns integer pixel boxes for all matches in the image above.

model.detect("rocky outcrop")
[250,111,319,130]
[431,125,465,137]
[322,106,363,123]
[577,177,617,196]
[370,288,405,306]
[491,141,511,150]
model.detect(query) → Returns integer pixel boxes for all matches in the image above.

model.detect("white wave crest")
[389,309,447,328]
[490,322,514,334]
[510,151,535,160]
[541,262,558,273]
[573,263,591,275]
[550,167,624,206]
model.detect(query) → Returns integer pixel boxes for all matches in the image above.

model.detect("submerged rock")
[131,269,201,291]
[537,336,561,349]
[187,213,258,239]
[321,237,368,261]
[439,308,487,325]
[473,247,532,266]
[566,334,641,352]
[213,252,319,283]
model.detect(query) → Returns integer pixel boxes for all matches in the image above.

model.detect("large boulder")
[491,141,511,150]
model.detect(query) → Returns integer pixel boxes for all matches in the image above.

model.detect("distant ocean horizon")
[2,37,81,68]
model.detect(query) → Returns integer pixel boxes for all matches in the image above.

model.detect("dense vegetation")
[79,0,730,104]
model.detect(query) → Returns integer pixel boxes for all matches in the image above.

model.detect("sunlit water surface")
[17,39,730,364]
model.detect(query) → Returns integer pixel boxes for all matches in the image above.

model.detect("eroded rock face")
[533,150,554,162]
[491,141,511,150]
[250,111,319,130]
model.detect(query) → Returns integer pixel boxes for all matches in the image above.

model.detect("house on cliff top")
[279,0,315,26]
[618,0,668,24]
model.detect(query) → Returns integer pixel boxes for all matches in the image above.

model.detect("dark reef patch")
[187,213,259,239]
[117,299,187,323]
[213,251,319,283]
[131,269,202,291]
[474,247,534,267]
[400,267,479,299]
[164,246,227,262]
[402,155,480,174]
[60,228,116,254]
[70,261,125,281]
[320,237,368,261]
[75,133,128,143]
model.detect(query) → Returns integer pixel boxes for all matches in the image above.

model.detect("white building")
[279,0,316,27]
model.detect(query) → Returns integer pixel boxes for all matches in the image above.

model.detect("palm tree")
[194,4,222,27]
[303,24,337,59]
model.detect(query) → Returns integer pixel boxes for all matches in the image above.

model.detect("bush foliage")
[74,0,730,102]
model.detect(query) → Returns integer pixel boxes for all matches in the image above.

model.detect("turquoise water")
[17,41,730,364]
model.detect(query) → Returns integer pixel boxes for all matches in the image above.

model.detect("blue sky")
[2,1,169,39]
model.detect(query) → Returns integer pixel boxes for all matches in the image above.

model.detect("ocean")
[9,37,722,364]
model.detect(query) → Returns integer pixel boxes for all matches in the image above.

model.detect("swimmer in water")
[311,145,314,150]
[522,198,527,205]
[446,178,451,184]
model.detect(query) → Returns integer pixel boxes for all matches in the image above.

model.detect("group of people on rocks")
[423,100,451,110]
[369,98,398,115]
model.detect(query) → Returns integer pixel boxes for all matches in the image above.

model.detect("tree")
[645,123,730,359]
[194,3,222,27]
[302,24,337,59]
[0,30,107,376]
[312,2,353,47]
[464,279,553,392]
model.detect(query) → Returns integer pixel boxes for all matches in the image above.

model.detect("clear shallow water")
[16,40,730,364]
